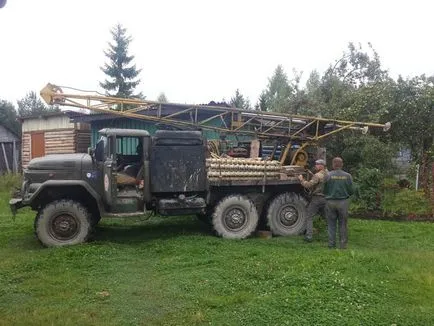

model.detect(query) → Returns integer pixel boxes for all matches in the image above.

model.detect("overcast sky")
[0,0,433,108]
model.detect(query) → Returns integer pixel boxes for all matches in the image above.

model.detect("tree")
[325,42,388,87]
[255,91,267,111]
[230,89,251,110]
[383,75,434,197]
[17,91,60,118]
[299,43,397,178]
[324,133,396,175]
[157,92,168,103]
[287,69,309,115]
[0,100,20,135]
[307,43,390,120]
[262,65,292,113]
[298,70,326,117]
[100,24,142,100]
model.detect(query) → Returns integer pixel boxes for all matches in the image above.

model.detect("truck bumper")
[9,198,24,216]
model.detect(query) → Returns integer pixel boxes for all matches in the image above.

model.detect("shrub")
[353,168,383,211]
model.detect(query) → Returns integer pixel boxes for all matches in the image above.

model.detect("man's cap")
[315,159,326,165]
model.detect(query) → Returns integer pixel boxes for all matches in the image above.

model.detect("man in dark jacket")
[324,157,354,249]
[298,159,327,242]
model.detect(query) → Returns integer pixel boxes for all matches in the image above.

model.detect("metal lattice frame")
[40,83,391,144]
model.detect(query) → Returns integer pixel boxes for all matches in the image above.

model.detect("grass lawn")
[0,191,433,325]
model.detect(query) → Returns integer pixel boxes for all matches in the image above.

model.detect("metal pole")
[1,143,10,173]
[415,164,420,191]
[12,140,17,173]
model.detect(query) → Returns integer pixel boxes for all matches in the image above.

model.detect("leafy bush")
[353,168,383,211]
[325,134,397,175]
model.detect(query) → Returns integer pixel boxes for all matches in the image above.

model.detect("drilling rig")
[9,83,390,247]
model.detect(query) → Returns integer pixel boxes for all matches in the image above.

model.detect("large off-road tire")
[35,200,92,247]
[212,195,259,239]
[266,193,308,236]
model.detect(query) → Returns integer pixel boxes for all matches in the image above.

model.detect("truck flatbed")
[208,177,300,187]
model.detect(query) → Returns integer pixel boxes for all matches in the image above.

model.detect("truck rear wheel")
[35,200,92,247]
[267,193,308,236]
[212,195,258,239]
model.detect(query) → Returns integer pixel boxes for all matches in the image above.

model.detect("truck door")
[103,136,117,208]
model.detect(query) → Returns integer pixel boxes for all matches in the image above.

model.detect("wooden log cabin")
[20,112,91,169]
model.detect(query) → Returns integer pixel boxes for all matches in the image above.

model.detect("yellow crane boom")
[40,83,391,164]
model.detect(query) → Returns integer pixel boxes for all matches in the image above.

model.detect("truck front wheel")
[35,200,92,247]
[212,195,258,239]
[267,193,308,236]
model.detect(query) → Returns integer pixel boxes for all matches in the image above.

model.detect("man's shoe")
[304,236,313,243]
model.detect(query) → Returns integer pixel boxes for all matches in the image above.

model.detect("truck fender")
[25,180,103,212]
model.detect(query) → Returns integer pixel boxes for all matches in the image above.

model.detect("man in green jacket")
[323,157,354,249]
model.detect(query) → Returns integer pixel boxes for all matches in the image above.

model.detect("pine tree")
[100,24,142,100]
[157,92,168,103]
[256,91,267,111]
[263,65,292,113]
[17,91,60,118]
[230,89,251,110]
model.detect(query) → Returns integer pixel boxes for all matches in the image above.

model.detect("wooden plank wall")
[76,130,91,153]
[22,133,31,169]
[22,129,91,169]
[45,129,76,155]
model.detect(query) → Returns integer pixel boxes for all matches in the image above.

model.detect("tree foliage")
[262,65,292,113]
[383,75,434,196]
[230,89,251,110]
[255,91,267,111]
[0,100,20,135]
[100,24,142,100]
[324,134,397,175]
[17,91,60,118]
[157,92,168,103]
[384,75,434,161]
[326,42,388,87]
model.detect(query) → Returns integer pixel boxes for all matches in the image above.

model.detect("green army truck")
[10,128,307,247]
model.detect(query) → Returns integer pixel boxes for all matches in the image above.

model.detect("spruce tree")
[157,92,168,103]
[230,89,251,110]
[263,65,292,113]
[100,24,142,99]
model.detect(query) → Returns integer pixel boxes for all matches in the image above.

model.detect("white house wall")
[22,116,73,132]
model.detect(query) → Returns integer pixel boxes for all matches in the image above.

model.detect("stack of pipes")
[206,158,282,181]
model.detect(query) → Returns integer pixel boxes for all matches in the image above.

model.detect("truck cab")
[95,128,208,216]
[10,128,208,247]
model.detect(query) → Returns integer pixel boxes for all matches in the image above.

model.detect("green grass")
[1,191,433,326]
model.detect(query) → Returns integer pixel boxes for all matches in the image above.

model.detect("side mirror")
[87,147,94,156]
[94,139,105,162]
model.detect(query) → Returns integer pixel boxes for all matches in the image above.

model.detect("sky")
[0,0,433,108]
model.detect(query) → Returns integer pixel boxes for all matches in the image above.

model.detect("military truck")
[10,128,310,247]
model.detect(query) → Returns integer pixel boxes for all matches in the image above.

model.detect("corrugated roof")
[19,110,88,121]
[0,121,20,139]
